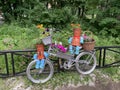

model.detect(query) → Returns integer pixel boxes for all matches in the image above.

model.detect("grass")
[100,67,120,82]
[16,71,94,89]
[0,67,120,90]
[0,23,39,50]
[0,78,8,90]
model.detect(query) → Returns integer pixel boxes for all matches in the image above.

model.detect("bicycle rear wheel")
[75,51,96,74]
[26,59,54,83]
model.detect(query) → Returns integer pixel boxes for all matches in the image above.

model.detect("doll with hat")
[68,24,84,55]
[33,44,49,69]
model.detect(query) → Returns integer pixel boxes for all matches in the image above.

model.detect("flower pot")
[36,44,44,59]
[72,28,82,46]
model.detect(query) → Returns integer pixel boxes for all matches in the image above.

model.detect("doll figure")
[68,28,84,55]
[33,44,49,69]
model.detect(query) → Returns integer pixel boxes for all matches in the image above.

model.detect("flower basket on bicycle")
[83,31,95,51]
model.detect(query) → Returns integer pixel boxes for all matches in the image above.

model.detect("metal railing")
[0,46,120,78]
[95,46,120,68]
[0,49,35,78]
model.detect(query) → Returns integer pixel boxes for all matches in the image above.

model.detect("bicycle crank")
[63,61,72,69]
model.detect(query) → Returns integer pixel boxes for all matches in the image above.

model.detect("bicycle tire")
[26,59,54,83]
[75,51,96,74]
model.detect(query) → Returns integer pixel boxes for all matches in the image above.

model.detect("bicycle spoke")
[75,51,96,74]
[26,60,54,83]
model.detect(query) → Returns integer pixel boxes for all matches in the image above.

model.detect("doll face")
[73,29,81,37]
[36,44,44,52]
[36,44,44,59]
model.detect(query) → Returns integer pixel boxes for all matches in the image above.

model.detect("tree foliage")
[0,0,120,36]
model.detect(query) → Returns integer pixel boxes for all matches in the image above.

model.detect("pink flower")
[57,44,67,53]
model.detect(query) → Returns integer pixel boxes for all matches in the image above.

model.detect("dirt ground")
[57,82,120,90]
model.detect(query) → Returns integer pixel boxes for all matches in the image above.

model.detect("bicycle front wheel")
[26,59,54,83]
[75,51,96,74]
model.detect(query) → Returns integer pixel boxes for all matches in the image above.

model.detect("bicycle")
[26,30,97,84]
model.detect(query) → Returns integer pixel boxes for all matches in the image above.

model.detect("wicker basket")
[42,36,52,45]
[83,31,95,51]
[83,41,95,51]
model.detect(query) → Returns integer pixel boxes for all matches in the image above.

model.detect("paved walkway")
[57,82,120,90]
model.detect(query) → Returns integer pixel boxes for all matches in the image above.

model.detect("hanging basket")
[83,31,95,51]
[42,36,52,45]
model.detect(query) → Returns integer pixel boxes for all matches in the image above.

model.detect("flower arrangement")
[83,34,95,42]
[37,24,50,40]
[50,42,67,53]
[71,23,81,29]
[82,31,95,51]
[82,31,95,42]
[35,24,50,44]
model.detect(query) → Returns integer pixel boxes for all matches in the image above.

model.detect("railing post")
[11,52,15,76]
[98,48,102,67]
[102,48,106,67]
[4,53,9,76]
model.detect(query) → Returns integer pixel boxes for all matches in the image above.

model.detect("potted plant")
[71,23,81,30]
[36,24,50,44]
[37,24,50,39]
[70,24,83,37]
